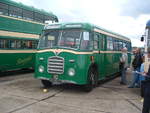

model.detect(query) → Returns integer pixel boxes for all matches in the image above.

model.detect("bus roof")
[1,0,58,22]
[45,22,131,42]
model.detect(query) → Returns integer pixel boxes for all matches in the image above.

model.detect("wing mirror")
[141,36,144,41]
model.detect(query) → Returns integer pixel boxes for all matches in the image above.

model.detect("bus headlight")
[39,65,44,73]
[68,68,75,76]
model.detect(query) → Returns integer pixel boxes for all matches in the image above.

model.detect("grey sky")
[120,0,150,18]
[14,0,150,47]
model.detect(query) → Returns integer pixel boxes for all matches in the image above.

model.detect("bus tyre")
[84,68,97,92]
[41,80,52,88]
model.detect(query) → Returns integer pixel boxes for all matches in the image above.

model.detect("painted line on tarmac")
[8,89,64,113]
[126,99,141,111]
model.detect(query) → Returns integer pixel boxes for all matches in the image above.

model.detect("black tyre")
[83,68,98,92]
[41,80,52,88]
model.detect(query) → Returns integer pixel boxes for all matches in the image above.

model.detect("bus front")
[35,23,94,89]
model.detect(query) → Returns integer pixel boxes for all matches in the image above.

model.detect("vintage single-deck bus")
[35,23,131,91]
[0,0,58,72]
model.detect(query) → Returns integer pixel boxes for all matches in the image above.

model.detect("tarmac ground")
[0,69,143,113]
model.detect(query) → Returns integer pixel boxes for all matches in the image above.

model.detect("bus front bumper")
[37,76,77,85]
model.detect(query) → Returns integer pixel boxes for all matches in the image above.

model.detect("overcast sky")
[14,0,150,47]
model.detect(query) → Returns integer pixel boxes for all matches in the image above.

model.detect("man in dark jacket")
[141,51,150,113]
[141,67,150,113]
[129,48,143,88]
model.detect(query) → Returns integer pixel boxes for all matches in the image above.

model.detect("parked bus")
[141,20,150,72]
[35,23,131,91]
[0,0,58,72]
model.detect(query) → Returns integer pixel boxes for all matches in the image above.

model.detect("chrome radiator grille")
[47,56,64,74]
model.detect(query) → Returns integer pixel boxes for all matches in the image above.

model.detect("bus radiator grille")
[47,56,64,74]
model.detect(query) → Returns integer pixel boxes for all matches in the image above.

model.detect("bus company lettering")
[17,56,32,65]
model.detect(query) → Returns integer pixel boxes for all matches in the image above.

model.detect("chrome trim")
[47,56,64,74]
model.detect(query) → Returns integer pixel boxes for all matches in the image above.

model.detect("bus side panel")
[0,53,35,71]
[0,16,43,34]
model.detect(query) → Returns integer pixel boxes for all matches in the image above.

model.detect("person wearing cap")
[120,47,128,85]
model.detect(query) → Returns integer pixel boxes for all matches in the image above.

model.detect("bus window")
[0,39,5,48]
[94,34,99,49]
[34,12,44,23]
[98,34,104,50]
[123,41,127,48]
[107,36,113,50]
[118,40,123,51]
[32,41,38,49]
[80,32,91,50]
[10,40,16,48]
[113,39,119,51]
[21,41,28,49]
[16,40,21,49]
[0,2,9,15]
[23,9,33,21]
[9,6,22,18]
[59,30,81,49]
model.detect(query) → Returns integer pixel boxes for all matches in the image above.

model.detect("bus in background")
[141,20,150,72]
[0,0,58,72]
[35,23,131,92]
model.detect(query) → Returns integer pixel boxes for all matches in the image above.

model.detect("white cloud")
[14,0,150,47]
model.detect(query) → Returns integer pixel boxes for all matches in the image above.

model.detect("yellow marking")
[0,50,37,53]
[0,14,45,25]
[0,30,39,39]
[37,49,123,54]
[94,28,131,42]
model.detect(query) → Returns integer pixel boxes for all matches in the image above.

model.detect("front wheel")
[83,68,97,92]
[41,80,52,88]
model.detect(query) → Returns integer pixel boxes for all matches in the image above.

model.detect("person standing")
[141,51,150,113]
[120,47,128,85]
[128,48,143,88]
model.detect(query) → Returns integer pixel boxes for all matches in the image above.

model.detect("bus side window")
[99,34,104,50]
[107,36,113,51]
[94,34,99,50]
[118,40,123,51]
[0,2,9,16]
[0,39,5,48]
[113,39,119,51]
[16,40,21,49]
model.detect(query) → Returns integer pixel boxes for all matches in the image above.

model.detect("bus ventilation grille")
[47,56,64,74]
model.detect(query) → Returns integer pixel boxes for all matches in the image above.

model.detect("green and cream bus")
[35,23,131,91]
[0,0,58,72]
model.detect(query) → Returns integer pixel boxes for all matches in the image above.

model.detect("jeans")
[121,67,127,84]
[129,67,140,87]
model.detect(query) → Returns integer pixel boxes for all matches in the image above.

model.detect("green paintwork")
[35,23,132,85]
[0,16,44,34]
[0,52,35,71]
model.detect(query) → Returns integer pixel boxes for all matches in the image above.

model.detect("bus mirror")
[141,36,144,41]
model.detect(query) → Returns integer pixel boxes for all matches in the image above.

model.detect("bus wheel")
[83,68,96,92]
[41,80,52,88]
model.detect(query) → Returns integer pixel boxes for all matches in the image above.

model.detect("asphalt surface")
[0,69,143,113]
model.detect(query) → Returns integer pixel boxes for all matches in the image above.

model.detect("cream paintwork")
[0,30,39,39]
[0,50,37,53]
